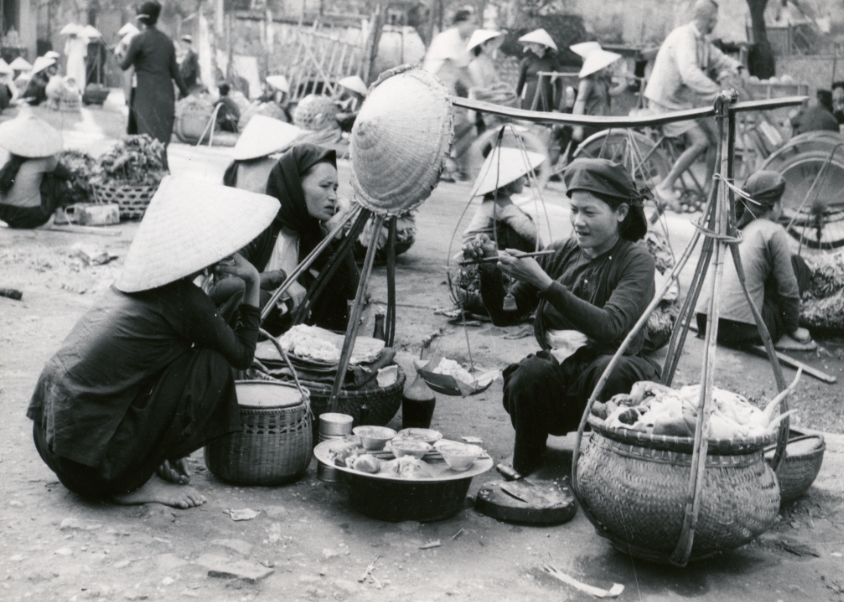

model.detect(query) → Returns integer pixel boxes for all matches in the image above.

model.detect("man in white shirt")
[644,0,741,205]
[423,8,477,180]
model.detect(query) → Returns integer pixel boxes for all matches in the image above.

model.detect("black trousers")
[33,348,240,498]
[502,348,659,474]
[0,173,72,229]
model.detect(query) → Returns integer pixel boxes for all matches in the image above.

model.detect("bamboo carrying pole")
[566,91,802,567]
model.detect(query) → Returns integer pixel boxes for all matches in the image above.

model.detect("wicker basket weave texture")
[766,435,825,504]
[91,183,159,220]
[578,433,781,559]
[204,383,312,486]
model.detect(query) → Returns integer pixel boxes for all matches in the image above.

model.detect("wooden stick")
[542,565,624,599]
[40,225,122,237]
[458,250,556,266]
[748,345,836,384]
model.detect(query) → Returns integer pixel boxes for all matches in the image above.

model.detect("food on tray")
[351,454,381,474]
[395,428,442,444]
[279,324,341,363]
[434,442,482,472]
[388,438,432,459]
[432,358,475,385]
[353,426,397,451]
[381,456,435,479]
[595,380,793,440]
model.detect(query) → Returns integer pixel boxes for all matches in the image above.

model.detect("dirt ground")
[1,99,843,602]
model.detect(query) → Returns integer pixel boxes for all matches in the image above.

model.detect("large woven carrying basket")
[577,421,781,563]
[91,182,159,220]
[765,430,825,504]
[305,367,405,438]
[205,380,312,486]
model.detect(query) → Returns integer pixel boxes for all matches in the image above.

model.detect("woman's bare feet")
[156,458,190,485]
[111,475,206,509]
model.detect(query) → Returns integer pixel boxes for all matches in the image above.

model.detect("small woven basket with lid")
[349,65,454,216]
[293,94,340,131]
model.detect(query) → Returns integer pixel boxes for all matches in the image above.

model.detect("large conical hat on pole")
[232,115,302,161]
[349,65,453,216]
[115,176,279,293]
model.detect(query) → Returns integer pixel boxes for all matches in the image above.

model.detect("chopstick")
[459,250,556,266]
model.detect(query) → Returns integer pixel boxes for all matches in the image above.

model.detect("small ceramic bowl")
[388,438,432,459]
[435,441,483,472]
[395,428,443,445]
[352,426,397,451]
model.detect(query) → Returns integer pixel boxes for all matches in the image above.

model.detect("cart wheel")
[573,128,671,191]
[761,149,844,250]
[466,126,551,189]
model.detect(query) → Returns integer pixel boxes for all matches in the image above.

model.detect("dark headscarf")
[563,158,649,241]
[737,170,785,229]
[136,1,161,25]
[265,143,337,262]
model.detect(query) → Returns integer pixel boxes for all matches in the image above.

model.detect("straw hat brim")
[467,29,503,52]
[82,25,101,38]
[9,57,32,71]
[570,41,602,58]
[338,76,368,97]
[118,23,140,37]
[266,75,290,94]
[115,176,280,293]
[579,50,621,78]
[0,59,11,75]
[0,111,62,158]
[60,23,83,35]
[349,65,454,216]
[518,29,558,51]
[233,115,303,161]
[31,57,56,74]
[474,147,547,197]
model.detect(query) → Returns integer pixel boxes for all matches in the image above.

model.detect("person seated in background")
[26,177,276,509]
[215,83,241,133]
[0,111,74,229]
[22,56,57,106]
[463,158,658,477]
[334,75,367,132]
[790,90,840,136]
[695,171,814,350]
[832,81,844,124]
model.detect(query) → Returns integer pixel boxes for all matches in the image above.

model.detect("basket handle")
[258,328,310,413]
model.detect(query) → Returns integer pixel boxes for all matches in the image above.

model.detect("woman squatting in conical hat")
[27,178,277,508]
[456,145,545,317]
[0,110,75,229]
[695,171,815,350]
[209,143,360,336]
[463,158,659,477]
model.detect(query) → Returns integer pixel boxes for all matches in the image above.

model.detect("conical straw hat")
[118,23,140,37]
[60,23,83,35]
[31,56,56,74]
[467,29,503,52]
[0,108,62,158]
[474,147,546,197]
[266,75,290,94]
[518,29,557,51]
[232,115,302,161]
[0,59,11,75]
[338,75,368,97]
[9,57,31,71]
[349,65,453,216]
[115,176,279,293]
[570,41,601,58]
[579,49,621,77]
[82,25,101,38]
[44,51,61,60]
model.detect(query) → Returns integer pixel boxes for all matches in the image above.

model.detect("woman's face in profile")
[301,162,338,222]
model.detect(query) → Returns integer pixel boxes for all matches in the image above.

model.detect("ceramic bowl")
[435,441,483,472]
[388,438,432,459]
[352,426,397,451]
[395,428,443,445]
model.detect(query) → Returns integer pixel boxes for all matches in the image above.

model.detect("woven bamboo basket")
[765,430,825,504]
[82,85,110,106]
[205,380,312,486]
[91,182,159,220]
[305,368,405,440]
[577,419,781,563]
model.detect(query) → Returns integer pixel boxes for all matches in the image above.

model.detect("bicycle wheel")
[574,128,671,190]
[761,149,844,250]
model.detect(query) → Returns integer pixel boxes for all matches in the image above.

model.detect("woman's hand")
[462,234,497,262]
[497,249,554,291]
[213,253,261,308]
[260,269,287,290]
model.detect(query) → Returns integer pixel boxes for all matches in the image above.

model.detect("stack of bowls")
[317,413,354,483]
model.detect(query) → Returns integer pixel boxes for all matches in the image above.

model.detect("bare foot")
[156,458,190,485]
[112,475,206,509]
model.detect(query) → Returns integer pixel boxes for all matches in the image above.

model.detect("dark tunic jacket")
[27,280,259,468]
[481,236,655,356]
[516,52,564,112]
[120,28,188,144]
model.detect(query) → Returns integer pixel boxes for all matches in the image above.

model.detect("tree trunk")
[747,0,776,79]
